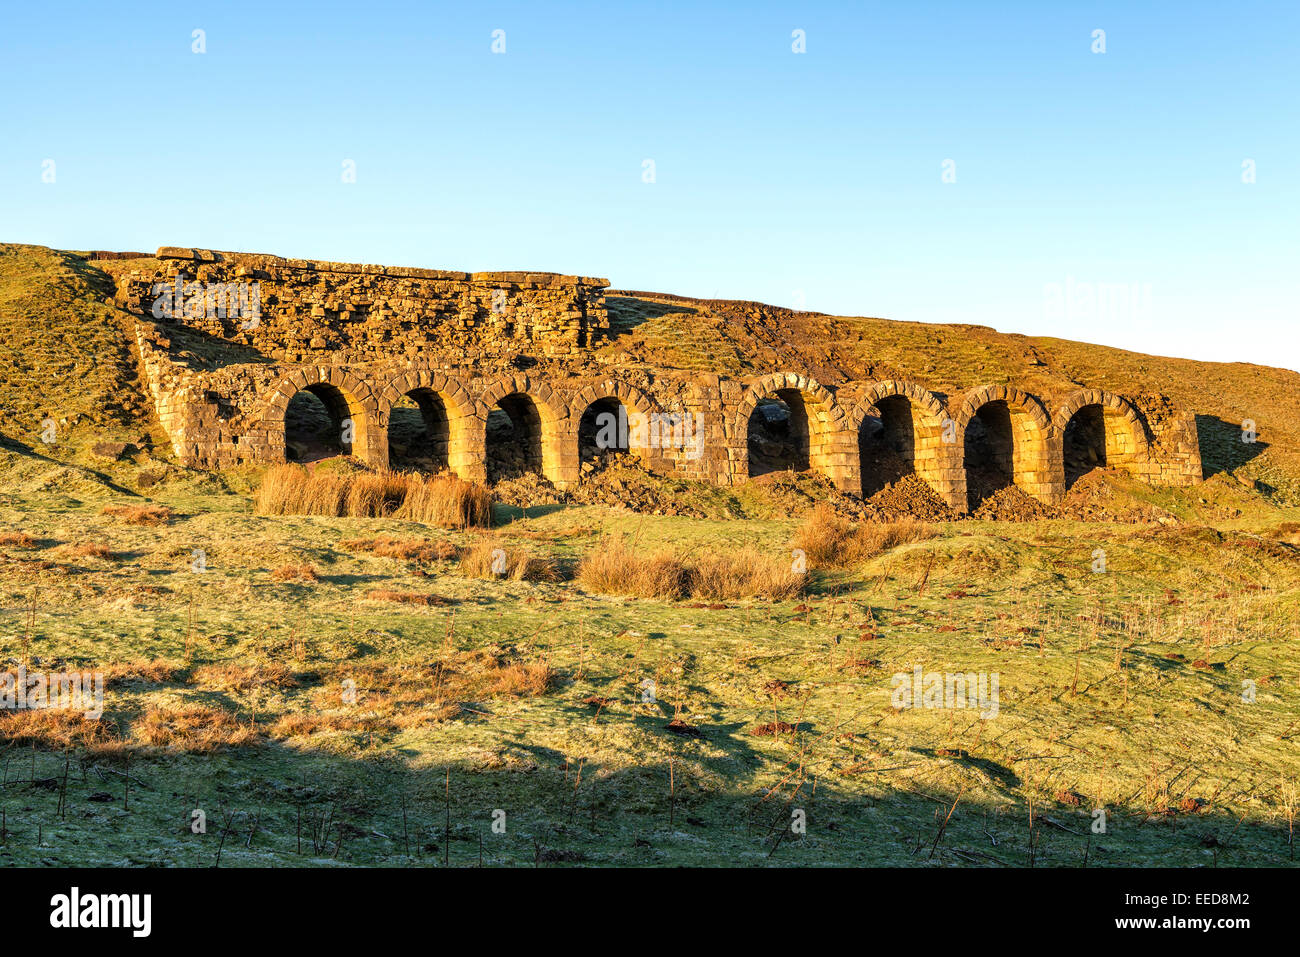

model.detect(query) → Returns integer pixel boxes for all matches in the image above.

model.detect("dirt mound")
[495,462,963,523]
[568,461,712,517]
[1059,470,1169,523]
[970,484,1059,521]
[745,470,872,519]
[491,472,565,509]
[865,474,955,521]
[494,460,886,520]
[859,445,914,496]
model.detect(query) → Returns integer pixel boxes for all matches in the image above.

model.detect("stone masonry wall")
[106,247,1204,511]
[112,246,610,364]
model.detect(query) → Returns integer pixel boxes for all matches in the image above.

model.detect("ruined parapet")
[1130,394,1204,487]
[109,247,610,367]
[1146,410,1203,486]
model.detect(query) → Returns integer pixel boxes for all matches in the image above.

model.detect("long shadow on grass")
[7,737,1294,867]
[492,503,570,526]
[0,435,138,496]
[1196,414,1268,479]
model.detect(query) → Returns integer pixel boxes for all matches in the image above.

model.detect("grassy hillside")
[0,245,149,441]
[1,487,1298,866]
[1,243,1298,868]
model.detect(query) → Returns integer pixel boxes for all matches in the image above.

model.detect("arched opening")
[746,389,810,477]
[578,396,631,472]
[963,401,1015,509]
[486,393,545,483]
[285,384,355,463]
[859,395,917,497]
[388,389,450,473]
[1063,404,1107,489]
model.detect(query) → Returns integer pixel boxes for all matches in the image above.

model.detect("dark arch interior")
[1063,404,1108,489]
[388,389,450,473]
[964,400,1015,508]
[747,389,810,477]
[859,395,916,497]
[486,393,544,483]
[285,384,352,462]
[578,396,630,468]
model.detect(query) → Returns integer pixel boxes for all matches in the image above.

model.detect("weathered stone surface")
[110,248,1202,510]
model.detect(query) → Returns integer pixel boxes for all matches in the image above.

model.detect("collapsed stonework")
[105,247,1203,513]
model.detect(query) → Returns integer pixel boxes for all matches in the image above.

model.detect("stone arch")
[260,366,384,468]
[377,371,477,478]
[477,374,574,489]
[570,379,661,473]
[954,384,1060,509]
[1053,389,1150,487]
[849,380,948,500]
[732,372,857,492]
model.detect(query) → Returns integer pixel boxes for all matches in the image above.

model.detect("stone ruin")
[103,246,1203,513]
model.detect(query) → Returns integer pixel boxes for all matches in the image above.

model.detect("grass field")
[1,455,1298,867]
[1,243,1298,867]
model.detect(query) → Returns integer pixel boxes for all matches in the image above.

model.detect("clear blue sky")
[2,2,1296,368]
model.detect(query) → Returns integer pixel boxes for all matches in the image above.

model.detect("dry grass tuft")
[255,464,492,528]
[394,473,494,528]
[0,708,120,751]
[0,531,36,548]
[273,649,556,740]
[794,504,936,568]
[102,659,186,687]
[341,535,459,563]
[134,704,259,752]
[101,503,173,526]
[268,711,376,738]
[577,537,803,600]
[363,588,447,606]
[269,563,320,582]
[189,662,300,693]
[58,542,115,560]
[484,661,555,696]
[460,540,562,582]
[689,547,804,600]
[577,537,689,599]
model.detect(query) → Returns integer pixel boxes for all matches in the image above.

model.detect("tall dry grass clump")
[577,538,803,600]
[255,464,344,516]
[690,547,804,601]
[853,516,936,556]
[793,504,936,568]
[576,537,690,599]
[345,471,412,517]
[394,473,493,528]
[460,539,561,582]
[255,464,492,528]
[792,505,855,567]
